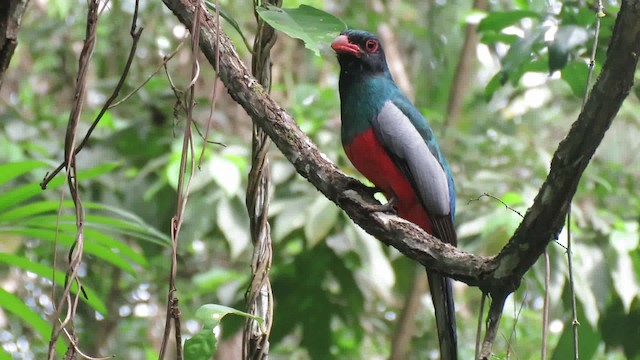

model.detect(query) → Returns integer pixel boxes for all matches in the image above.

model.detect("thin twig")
[475,293,486,360]
[566,3,604,359]
[506,289,527,358]
[59,324,113,360]
[468,192,524,218]
[40,1,144,190]
[541,250,550,360]
[197,0,221,168]
[566,210,579,360]
[470,192,570,251]
[158,3,201,360]
[47,1,100,358]
[109,39,186,109]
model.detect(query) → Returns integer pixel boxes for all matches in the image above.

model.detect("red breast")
[344,129,434,234]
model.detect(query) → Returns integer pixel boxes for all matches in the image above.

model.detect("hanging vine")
[243,0,281,358]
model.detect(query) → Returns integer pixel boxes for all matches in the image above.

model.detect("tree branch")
[488,0,640,293]
[0,0,29,90]
[160,0,640,293]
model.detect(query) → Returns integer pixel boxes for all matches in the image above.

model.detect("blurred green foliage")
[0,0,639,359]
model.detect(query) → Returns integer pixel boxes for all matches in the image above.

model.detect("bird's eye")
[365,39,379,53]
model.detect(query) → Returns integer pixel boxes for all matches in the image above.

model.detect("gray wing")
[372,101,451,217]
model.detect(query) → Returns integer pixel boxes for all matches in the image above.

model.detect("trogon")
[332,29,458,359]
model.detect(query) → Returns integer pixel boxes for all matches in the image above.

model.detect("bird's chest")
[343,129,415,202]
[343,129,433,232]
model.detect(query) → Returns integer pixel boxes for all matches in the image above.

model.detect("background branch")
[445,0,487,128]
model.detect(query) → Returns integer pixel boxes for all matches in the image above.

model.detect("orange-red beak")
[331,34,361,57]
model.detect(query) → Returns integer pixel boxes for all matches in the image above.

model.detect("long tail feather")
[427,270,457,360]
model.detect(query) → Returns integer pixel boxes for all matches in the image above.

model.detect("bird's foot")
[345,178,396,213]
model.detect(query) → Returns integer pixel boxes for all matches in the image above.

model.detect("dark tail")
[426,269,457,360]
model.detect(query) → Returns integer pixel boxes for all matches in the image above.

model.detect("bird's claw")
[345,178,396,213]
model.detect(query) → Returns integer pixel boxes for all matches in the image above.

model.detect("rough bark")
[0,0,29,89]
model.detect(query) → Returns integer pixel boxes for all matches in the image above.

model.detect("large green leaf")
[304,195,340,247]
[183,304,264,360]
[0,160,48,187]
[0,253,107,314]
[0,162,120,213]
[609,222,640,312]
[548,25,589,73]
[217,196,249,259]
[0,347,11,360]
[477,10,540,33]
[561,60,589,98]
[256,5,347,56]
[551,297,600,360]
[2,227,135,273]
[600,297,640,358]
[195,304,263,329]
[501,25,548,79]
[12,213,169,248]
[183,328,217,360]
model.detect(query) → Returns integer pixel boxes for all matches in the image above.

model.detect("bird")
[332,29,458,359]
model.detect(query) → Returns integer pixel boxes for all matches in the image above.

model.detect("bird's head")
[331,30,388,76]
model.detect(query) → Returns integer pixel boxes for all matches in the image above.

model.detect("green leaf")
[477,10,540,33]
[195,304,264,330]
[187,263,260,353]
[217,197,250,259]
[304,195,339,247]
[0,288,66,355]
[484,72,506,102]
[2,227,136,273]
[0,162,120,213]
[0,160,47,187]
[561,60,589,98]
[192,268,246,293]
[272,196,311,240]
[480,32,520,46]
[208,156,241,195]
[184,328,217,360]
[81,203,171,246]
[0,253,107,314]
[600,297,640,358]
[548,25,589,73]
[501,26,548,79]
[609,222,640,311]
[501,192,524,206]
[256,5,347,56]
[0,347,11,360]
[204,1,252,52]
[13,213,169,249]
[551,296,600,360]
